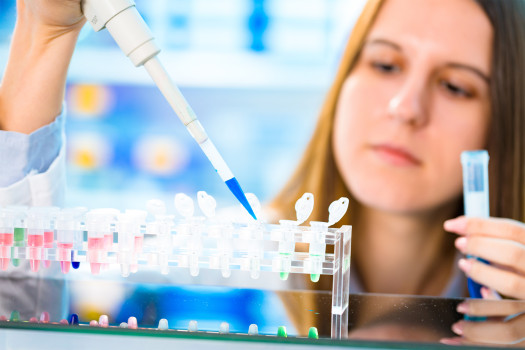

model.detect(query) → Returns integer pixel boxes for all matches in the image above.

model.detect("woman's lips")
[371,144,422,166]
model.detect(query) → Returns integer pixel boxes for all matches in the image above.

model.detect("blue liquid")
[71,251,80,269]
[225,177,257,220]
[69,313,79,325]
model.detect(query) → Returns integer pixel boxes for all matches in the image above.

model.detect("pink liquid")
[28,234,44,247]
[28,234,44,272]
[103,234,113,249]
[57,242,73,274]
[0,233,14,246]
[43,231,54,268]
[134,236,144,252]
[88,237,105,274]
[0,233,13,270]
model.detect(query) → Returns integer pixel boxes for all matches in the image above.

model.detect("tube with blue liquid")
[461,150,490,298]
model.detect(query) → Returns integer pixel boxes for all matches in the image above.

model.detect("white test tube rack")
[0,192,352,339]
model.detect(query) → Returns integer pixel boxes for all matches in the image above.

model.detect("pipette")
[81,0,256,220]
[461,150,490,298]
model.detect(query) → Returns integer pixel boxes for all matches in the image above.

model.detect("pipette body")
[82,0,256,220]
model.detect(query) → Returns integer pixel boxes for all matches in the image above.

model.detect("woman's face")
[333,0,492,214]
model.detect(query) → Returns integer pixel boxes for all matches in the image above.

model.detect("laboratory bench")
[1,291,523,350]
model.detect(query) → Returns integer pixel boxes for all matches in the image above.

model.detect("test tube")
[0,209,15,270]
[124,210,148,274]
[26,207,58,272]
[8,206,27,267]
[274,220,297,281]
[86,210,113,274]
[56,209,82,274]
[461,150,490,298]
[43,207,59,268]
[26,209,46,272]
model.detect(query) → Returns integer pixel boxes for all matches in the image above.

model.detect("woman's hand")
[441,298,525,346]
[21,0,85,32]
[0,0,86,133]
[445,216,525,299]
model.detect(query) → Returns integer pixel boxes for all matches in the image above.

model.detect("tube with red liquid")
[86,211,114,275]
[0,209,15,271]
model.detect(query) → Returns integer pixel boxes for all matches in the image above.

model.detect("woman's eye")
[440,80,473,98]
[372,62,400,73]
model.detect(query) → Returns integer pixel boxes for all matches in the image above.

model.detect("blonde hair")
[269,0,384,224]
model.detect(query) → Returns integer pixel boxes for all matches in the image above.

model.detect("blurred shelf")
[0,45,335,90]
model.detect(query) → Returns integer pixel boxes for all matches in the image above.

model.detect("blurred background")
[0,0,367,212]
[1,0,368,334]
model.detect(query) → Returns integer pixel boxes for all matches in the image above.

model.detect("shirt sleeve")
[0,106,66,207]
[0,107,65,188]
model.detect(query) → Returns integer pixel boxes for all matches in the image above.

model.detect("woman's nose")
[387,76,428,127]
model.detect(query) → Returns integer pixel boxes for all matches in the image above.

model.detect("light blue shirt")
[0,108,64,187]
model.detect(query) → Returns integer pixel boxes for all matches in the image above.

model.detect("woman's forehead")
[366,0,493,72]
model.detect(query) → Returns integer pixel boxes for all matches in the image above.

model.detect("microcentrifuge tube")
[127,317,138,329]
[308,327,319,339]
[277,326,287,337]
[197,191,216,218]
[188,320,198,332]
[9,310,20,322]
[99,315,109,327]
[248,324,258,335]
[158,319,169,330]
[39,311,50,323]
[219,322,230,334]
[69,314,79,326]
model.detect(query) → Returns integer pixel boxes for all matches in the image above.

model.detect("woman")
[271,0,525,300]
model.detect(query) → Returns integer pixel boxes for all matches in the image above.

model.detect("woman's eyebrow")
[365,38,402,51]
[445,63,490,84]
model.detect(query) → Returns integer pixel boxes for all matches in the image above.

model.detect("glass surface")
[1,264,524,349]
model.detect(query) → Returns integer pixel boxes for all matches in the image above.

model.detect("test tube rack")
[0,193,352,339]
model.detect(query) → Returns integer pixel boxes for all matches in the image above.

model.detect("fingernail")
[455,237,467,253]
[456,302,469,314]
[440,337,462,345]
[444,217,468,233]
[452,321,464,335]
[458,258,472,273]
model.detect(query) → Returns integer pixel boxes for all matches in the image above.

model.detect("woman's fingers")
[445,216,525,245]
[450,317,525,346]
[458,258,525,299]
[457,299,525,317]
[455,236,525,275]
